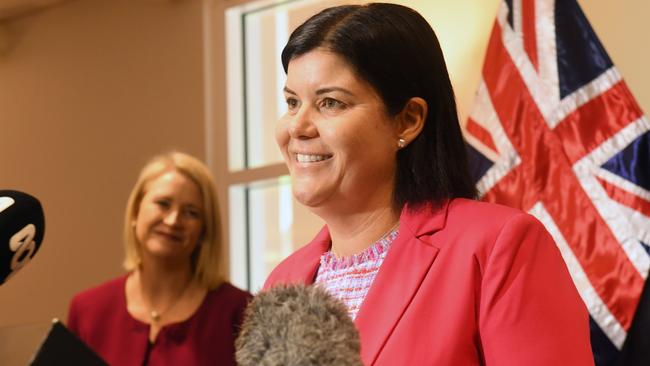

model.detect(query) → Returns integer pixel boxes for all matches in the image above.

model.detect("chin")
[146,248,177,259]
[145,242,184,257]
[292,187,328,209]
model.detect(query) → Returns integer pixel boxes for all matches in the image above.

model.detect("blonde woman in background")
[68,151,251,366]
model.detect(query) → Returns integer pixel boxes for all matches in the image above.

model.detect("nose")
[163,209,182,227]
[288,106,318,139]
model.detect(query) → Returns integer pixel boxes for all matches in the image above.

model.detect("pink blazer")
[264,198,594,365]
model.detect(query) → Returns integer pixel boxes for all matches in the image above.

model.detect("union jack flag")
[463,0,650,364]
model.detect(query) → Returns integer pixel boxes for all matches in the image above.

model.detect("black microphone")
[0,190,45,285]
[235,284,363,366]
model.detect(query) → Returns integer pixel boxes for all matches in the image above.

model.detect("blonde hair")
[123,151,224,289]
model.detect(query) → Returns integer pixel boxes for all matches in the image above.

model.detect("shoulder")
[405,198,539,242]
[67,275,128,335]
[444,198,541,239]
[447,198,525,222]
[69,275,127,313]
[210,282,251,302]
[408,198,550,262]
[436,199,557,269]
[205,282,252,311]
[202,282,252,329]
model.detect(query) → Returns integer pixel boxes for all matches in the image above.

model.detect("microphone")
[0,190,45,285]
[235,284,363,366]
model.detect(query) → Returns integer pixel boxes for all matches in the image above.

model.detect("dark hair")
[282,3,476,209]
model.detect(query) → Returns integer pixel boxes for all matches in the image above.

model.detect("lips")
[295,153,333,163]
[154,230,183,242]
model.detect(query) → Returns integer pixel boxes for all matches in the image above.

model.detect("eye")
[286,97,300,111]
[320,97,345,110]
[155,199,171,209]
[183,207,202,220]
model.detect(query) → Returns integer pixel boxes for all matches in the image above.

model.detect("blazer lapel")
[262,227,330,288]
[354,202,449,365]
[289,226,330,284]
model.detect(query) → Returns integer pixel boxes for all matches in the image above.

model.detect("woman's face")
[276,49,400,213]
[134,170,204,263]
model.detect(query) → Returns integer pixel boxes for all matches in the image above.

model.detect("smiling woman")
[67,151,251,366]
[276,49,402,232]
[134,170,205,262]
[258,3,595,366]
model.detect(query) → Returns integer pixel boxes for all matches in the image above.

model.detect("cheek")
[275,117,289,141]
[275,120,291,155]
[133,206,153,240]
[190,222,204,239]
[322,122,359,154]
[134,217,147,243]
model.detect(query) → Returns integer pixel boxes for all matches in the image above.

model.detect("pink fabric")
[67,276,251,366]
[264,198,594,366]
[315,229,398,320]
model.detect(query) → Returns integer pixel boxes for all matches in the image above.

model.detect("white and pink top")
[314,228,399,320]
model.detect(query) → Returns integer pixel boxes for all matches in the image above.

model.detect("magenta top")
[67,275,251,366]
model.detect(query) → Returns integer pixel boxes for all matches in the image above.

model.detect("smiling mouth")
[156,231,183,242]
[295,153,333,163]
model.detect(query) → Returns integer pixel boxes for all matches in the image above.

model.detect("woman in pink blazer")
[265,3,594,365]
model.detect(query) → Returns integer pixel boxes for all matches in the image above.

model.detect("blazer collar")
[291,201,451,364]
[283,226,331,285]
[400,200,450,237]
[355,201,448,364]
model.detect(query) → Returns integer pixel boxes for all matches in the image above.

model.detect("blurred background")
[0,0,648,362]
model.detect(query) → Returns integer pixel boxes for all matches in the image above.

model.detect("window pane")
[229,176,324,291]
[241,10,285,169]
[226,0,351,171]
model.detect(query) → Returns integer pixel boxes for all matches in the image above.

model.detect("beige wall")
[0,0,648,360]
[581,0,650,115]
[0,0,207,331]
[397,0,650,124]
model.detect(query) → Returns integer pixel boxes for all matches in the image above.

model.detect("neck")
[136,259,195,310]
[325,205,400,257]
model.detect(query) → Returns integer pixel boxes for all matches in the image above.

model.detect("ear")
[395,97,427,148]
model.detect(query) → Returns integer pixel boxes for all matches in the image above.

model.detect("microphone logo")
[0,196,15,213]
[0,190,45,285]
[8,224,37,280]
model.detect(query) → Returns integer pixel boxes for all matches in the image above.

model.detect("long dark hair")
[282,3,476,209]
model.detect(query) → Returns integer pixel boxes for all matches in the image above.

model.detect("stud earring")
[397,138,406,149]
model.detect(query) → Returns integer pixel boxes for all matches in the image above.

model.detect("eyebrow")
[283,86,354,96]
[153,194,202,209]
[317,87,354,96]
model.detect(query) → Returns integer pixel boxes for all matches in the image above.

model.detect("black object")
[30,320,107,366]
[617,277,650,366]
[0,190,45,284]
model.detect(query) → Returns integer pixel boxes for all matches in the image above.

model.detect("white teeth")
[296,154,331,163]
